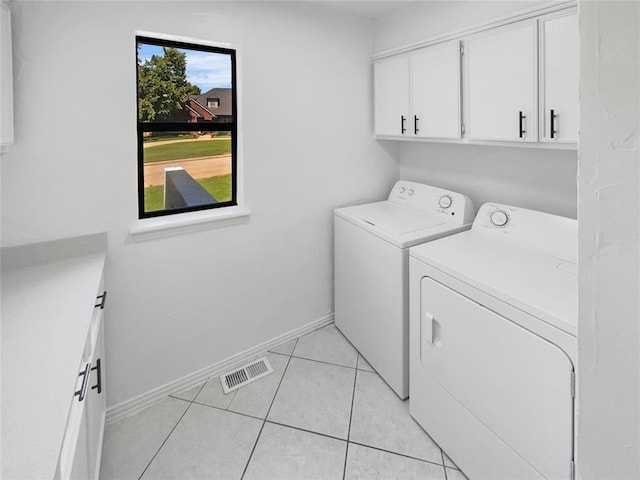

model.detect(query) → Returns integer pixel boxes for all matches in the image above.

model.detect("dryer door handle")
[423,311,435,344]
[422,311,441,346]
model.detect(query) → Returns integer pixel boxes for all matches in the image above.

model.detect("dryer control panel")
[388,181,475,226]
[474,203,577,263]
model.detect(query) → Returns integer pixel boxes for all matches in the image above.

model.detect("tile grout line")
[347,440,449,469]
[264,419,348,444]
[343,367,359,480]
[222,381,239,412]
[442,450,449,480]
[191,399,263,421]
[136,382,207,480]
[289,353,367,372]
[239,337,298,480]
[267,350,291,358]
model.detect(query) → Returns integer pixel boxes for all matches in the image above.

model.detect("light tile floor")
[100,324,469,480]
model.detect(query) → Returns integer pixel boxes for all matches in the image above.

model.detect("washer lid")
[335,201,469,248]
[410,231,577,337]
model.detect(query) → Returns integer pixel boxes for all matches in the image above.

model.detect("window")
[136,35,237,218]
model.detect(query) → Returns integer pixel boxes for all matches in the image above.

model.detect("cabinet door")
[56,363,91,480]
[411,42,461,139]
[374,55,410,136]
[56,290,106,480]
[466,21,537,141]
[540,13,578,143]
[86,310,106,480]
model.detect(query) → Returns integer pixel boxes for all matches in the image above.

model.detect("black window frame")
[136,35,238,219]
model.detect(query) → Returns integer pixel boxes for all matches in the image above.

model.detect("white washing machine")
[409,203,577,479]
[334,181,475,399]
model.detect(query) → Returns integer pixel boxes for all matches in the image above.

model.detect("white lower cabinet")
[86,317,106,480]
[56,287,106,480]
[466,21,537,142]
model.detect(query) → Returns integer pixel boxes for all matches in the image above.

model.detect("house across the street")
[184,87,233,123]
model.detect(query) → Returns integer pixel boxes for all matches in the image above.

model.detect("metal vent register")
[220,357,273,394]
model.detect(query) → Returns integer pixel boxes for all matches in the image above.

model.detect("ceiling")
[316,1,419,19]
[9,0,419,19]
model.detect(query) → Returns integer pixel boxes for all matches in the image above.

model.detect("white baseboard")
[106,313,334,425]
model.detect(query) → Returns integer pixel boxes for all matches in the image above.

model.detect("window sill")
[130,206,251,242]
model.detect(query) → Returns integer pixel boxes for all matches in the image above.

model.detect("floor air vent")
[220,357,273,394]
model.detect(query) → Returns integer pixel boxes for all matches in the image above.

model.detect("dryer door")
[419,277,574,479]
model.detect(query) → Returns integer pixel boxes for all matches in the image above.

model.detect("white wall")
[374,0,541,54]
[578,1,640,478]
[373,1,578,218]
[1,1,398,406]
[397,142,577,218]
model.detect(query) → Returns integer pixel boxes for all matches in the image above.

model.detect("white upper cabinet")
[372,4,578,147]
[374,42,461,139]
[0,1,13,148]
[374,55,410,136]
[412,42,461,139]
[540,12,579,143]
[466,21,537,142]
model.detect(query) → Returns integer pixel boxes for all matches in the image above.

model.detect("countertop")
[1,243,106,479]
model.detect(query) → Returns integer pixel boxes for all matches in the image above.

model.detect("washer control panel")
[438,195,452,209]
[388,181,475,226]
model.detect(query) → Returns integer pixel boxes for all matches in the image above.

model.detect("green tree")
[137,46,201,122]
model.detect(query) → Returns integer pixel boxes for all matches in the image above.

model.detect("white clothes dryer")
[334,181,475,399]
[409,203,577,479]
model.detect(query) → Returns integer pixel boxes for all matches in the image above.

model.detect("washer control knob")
[399,186,406,194]
[439,195,452,209]
[407,189,415,196]
[490,210,509,227]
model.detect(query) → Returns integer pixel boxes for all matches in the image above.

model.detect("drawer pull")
[91,358,102,394]
[74,363,91,402]
[95,291,107,310]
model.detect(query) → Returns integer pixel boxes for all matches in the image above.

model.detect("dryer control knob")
[439,195,452,209]
[490,210,509,227]
[407,189,415,196]
[399,186,406,193]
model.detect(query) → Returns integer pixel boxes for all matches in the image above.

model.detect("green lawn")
[144,139,231,163]
[144,174,233,213]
